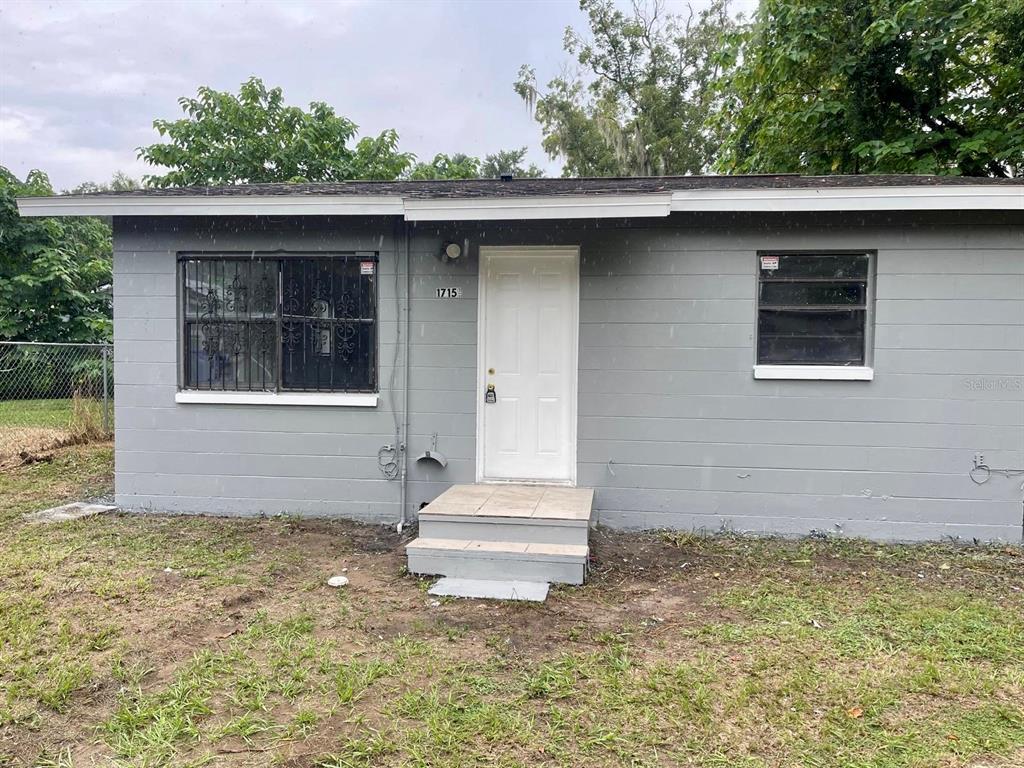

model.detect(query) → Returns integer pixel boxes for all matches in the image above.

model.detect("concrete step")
[418,513,588,546]
[428,577,550,602]
[416,484,593,547]
[406,537,588,585]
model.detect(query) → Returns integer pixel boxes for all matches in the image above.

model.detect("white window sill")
[175,391,379,407]
[753,365,874,381]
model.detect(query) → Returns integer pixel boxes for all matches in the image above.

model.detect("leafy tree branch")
[1,168,115,342]
[714,0,1024,176]
[516,0,739,177]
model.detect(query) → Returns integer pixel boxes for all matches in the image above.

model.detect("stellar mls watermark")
[961,376,1023,392]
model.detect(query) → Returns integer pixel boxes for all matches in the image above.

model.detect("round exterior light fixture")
[443,242,462,261]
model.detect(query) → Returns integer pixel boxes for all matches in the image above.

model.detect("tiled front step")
[418,513,588,546]
[406,538,588,585]
[417,484,593,547]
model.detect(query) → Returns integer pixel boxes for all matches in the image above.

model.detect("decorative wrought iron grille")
[181,253,377,392]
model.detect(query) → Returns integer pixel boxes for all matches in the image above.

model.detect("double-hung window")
[755,252,873,379]
[180,253,378,394]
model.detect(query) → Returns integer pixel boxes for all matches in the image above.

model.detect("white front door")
[478,247,579,483]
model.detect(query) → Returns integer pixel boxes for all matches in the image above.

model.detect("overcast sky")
[1,0,756,190]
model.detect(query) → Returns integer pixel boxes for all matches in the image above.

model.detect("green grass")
[0,449,117,727]
[703,579,1024,766]
[2,445,1023,767]
[0,398,74,429]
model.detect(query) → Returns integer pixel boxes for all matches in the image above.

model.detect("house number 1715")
[435,287,462,298]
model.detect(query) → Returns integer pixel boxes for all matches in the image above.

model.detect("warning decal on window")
[760,255,780,271]
[360,261,375,275]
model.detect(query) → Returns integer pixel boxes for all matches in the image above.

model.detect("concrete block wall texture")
[113,212,1024,542]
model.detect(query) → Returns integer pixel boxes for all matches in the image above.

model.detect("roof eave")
[402,193,673,221]
[15,185,1023,219]
[668,186,1024,211]
[14,194,406,218]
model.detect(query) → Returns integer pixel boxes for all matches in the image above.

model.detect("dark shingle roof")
[64,174,1024,199]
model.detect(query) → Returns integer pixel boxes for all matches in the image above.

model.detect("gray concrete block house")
[19,175,1024,583]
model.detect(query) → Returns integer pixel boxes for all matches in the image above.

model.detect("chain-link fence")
[0,341,113,433]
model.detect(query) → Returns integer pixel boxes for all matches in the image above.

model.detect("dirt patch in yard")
[5,517,741,764]
[3,453,1023,767]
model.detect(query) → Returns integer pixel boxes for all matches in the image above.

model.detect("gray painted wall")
[113,212,1024,542]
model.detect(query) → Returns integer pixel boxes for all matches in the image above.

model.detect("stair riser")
[419,518,589,547]
[407,553,586,586]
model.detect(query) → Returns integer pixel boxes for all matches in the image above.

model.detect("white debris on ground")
[327,575,350,587]
[23,502,117,524]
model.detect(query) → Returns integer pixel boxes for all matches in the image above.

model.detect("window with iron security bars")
[756,252,872,366]
[181,253,378,393]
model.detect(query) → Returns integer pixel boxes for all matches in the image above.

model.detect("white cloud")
[0,102,148,187]
[0,0,731,188]
[0,106,42,143]
[1,0,127,31]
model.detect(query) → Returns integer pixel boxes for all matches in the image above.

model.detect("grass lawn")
[1,444,1022,767]
[0,398,74,429]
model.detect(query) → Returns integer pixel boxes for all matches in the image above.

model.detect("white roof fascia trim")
[17,185,1022,219]
[403,193,673,221]
[670,186,1023,211]
[16,194,405,217]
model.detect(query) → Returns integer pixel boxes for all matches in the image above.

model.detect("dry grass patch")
[0,427,69,468]
[0,395,111,469]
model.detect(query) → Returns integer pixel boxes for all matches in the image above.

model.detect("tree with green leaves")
[515,0,737,176]
[407,147,544,180]
[715,0,1024,176]
[479,148,544,178]
[0,168,113,342]
[138,77,414,186]
[408,153,482,180]
[67,172,140,195]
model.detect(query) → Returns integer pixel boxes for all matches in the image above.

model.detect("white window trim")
[174,391,378,407]
[753,365,874,381]
[754,250,875,377]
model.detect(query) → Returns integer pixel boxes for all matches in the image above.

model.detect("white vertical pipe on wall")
[397,220,412,531]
